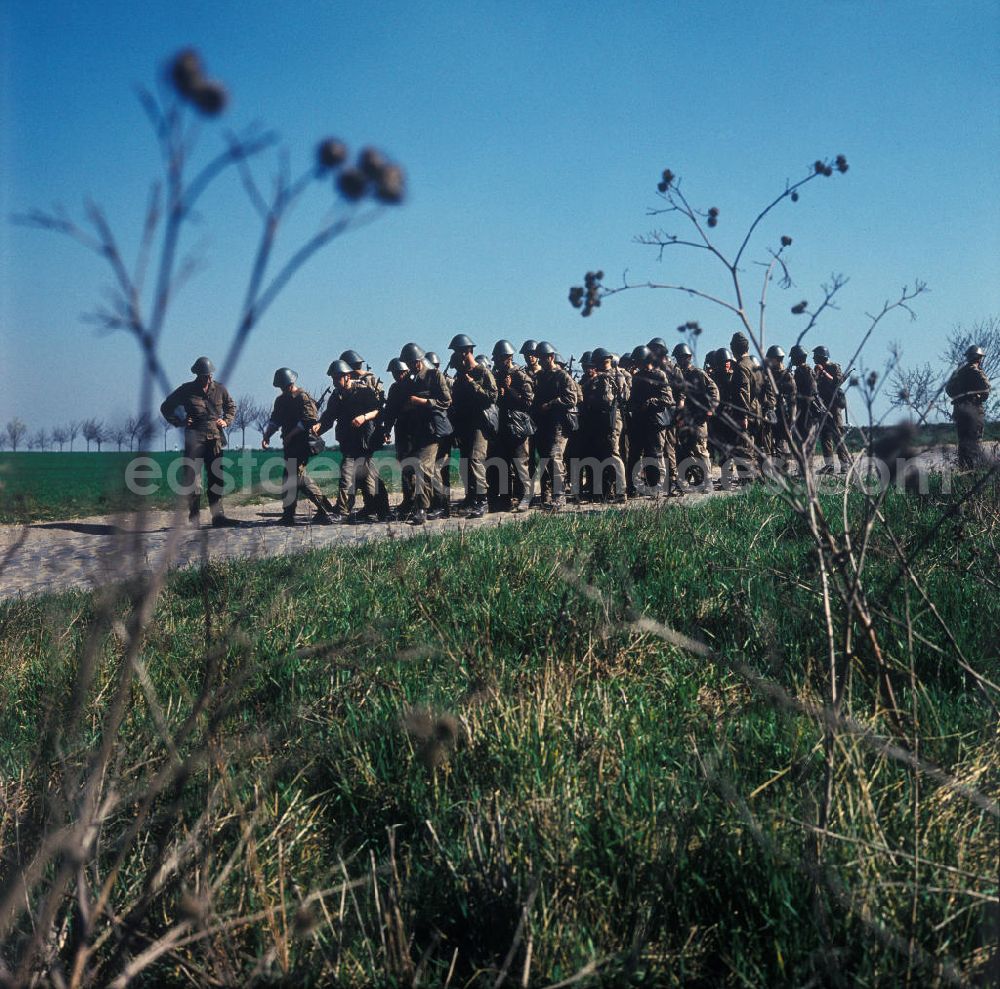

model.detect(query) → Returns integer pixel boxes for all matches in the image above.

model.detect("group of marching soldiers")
[162,339,991,527]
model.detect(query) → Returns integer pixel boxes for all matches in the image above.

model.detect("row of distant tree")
[0,395,274,453]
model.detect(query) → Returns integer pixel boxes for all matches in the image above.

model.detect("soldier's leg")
[335,454,358,516]
[664,426,678,491]
[509,436,532,508]
[204,442,229,518]
[688,423,712,492]
[182,436,205,519]
[296,456,332,514]
[470,429,488,500]
[413,442,437,510]
[549,429,569,506]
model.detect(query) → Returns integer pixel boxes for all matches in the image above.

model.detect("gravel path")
[0,446,963,601]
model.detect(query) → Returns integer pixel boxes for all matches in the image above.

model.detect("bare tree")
[66,420,81,451]
[251,404,273,443]
[125,412,155,451]
[81,417,105,452]
[27,428,50,451]
[4,418,28,452]
[231,394,265,449]
[51,425,69,451]
[943,316,999,420]
[108,422,129,452]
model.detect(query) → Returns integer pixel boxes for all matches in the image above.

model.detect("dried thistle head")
[835,154,849,173]
[375,163,406,204]
[169,49,204,98]
[358,146,388,180]
[336,167,368,201]
[317,138,349,170]
[189,80,229,117]
[781,235,793,247]
[791,300,808,315]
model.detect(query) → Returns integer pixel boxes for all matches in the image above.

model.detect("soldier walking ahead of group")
[813,346,851,475]
[160,356,239,527]
[946,345,992,468]
[448,334,499,518]
[262,368,338,526]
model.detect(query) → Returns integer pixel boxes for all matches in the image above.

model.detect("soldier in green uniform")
[448,334,499,518]
[381,358,415,518]
[315,359,384,521]
[946,345,991,468]
[261,368,337,525]
[490,340,535,512]
[627,346,674,496]
[813,346,851,475]
[382,343,452,525]
[672,342,719,492]
[160,356,240,527]
[581,347,627,500]
[764,346,797,467]
[532,341,577,510]
[729,333,761,479]
[789,344,816,465]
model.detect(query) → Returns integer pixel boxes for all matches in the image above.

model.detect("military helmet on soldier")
[631,345,654,365]
[492,339,516,359]
[790,344,808,364]
[519,340,538,357]
[272,367,297,388]
[424,351,440,369]
[711,349,734,370]
[672,343,692,359]
[966,345,985,362]
[535,341,557,357]
[591,346,612,366]
[813,345,830,363]
[448,333,476,351]
[339,349,364,368]
[766,345,786,361]
[400,342,426,365]
[387,358,410,375]
[191,356,216,375]
[327,359,353,378]
[580,350,594,368]
[647,337,667,355]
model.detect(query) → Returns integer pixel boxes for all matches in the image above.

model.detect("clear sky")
[2,0,998,436]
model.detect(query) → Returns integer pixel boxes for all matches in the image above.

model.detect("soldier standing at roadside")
[813,346,851,475]
[261,368,337,526]
[764,346,796,466]
[946,345,992,468]
[729,333,761,479]
[448,334,499,518]
[582,348,627,500]
[627,346,674,496]
[160,356,239,527]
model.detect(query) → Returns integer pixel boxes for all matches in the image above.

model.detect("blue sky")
[2,0,998,434]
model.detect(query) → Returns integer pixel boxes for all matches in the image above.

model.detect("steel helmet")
[399,342,426,365]
[765,345,786,360]
[647,337,668,354]
[492,339,516,359]
[339,349,364,368]
[272,367,297,388]
[591,347,612,365]
[631,345,654,365]
[519,340,538,357]
[190,356,216,375]
[580,350,594,368]
[966,345,985,361]
[789,345,808,363]
[554,353,566,366]
[424,351,440,368]
[448,333,476,351]
[535,341,557,357]
[387,358,410,375]
[327,359,353,378]
[475,354,490,366]
[813,345,830,362]
[672,343,692,359]
[730,332,750,356]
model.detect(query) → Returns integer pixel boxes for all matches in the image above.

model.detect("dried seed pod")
[790,191,799,202]
[188,80,228,117]
[791,300,808,315]
[317,138,349,169]
[170,49,204,97]
[375,163,405,203]
[781,235,793,247]
[336,168,368,201]
[835,154,849,173]
[358,146,388,180]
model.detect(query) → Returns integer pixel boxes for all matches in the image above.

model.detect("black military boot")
[466,497,487,519]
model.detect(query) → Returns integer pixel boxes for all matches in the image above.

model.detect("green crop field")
[0,449,407,523]
[2,480,996,986]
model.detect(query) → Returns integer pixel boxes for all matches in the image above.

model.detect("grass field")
[0,449,407,523]
[2,479,996,986]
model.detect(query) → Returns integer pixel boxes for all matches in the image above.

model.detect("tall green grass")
[1,480,997,986]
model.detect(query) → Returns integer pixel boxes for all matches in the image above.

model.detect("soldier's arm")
[160,384,189,425]
[220,386,237,426]
[511,370,534,412]
[318,392,340,434]
[426,370,452,411]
